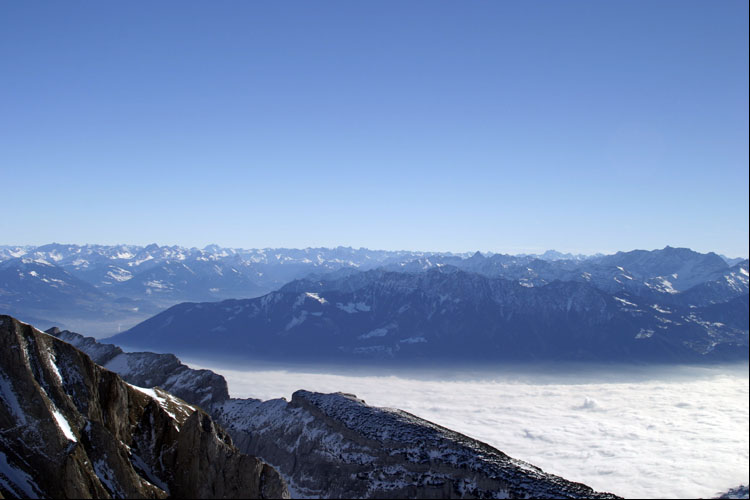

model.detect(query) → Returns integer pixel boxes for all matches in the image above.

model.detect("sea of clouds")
[185,360,749,499]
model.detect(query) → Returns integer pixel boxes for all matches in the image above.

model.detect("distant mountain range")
[2,244,747,362]
[0,244,470,334]
[110,246,748,364]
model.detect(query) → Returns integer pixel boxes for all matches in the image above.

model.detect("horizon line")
[1,242,747,260]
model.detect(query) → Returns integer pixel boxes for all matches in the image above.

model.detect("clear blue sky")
[1,1,748,257]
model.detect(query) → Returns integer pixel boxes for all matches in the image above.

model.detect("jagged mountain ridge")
[48,326,229,409]
[677,261,750,306]
[0,315,288,499]
[0,244,468,335]
[384,248,748,306]
[2,244,746,337]
[45,324,620,499]
[0,244,463,299]
[112,266,749,363]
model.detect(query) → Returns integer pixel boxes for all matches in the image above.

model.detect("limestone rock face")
[47,327,229,409]
[215,391,620,499]
[0,315,288,499]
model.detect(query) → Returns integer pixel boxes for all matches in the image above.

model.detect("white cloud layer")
[185,360,749,499]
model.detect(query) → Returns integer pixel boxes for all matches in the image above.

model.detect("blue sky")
[1,1,747,257]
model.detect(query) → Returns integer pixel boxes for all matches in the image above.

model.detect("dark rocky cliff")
[48,326,229,409]
[0,315,288,499]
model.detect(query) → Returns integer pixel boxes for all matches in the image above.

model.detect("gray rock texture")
[215,391,620,499]
[0,315,288,499]
[47,327,229,408]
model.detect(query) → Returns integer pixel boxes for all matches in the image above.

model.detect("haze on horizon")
[1,241,748,261]
[1,1,748,257]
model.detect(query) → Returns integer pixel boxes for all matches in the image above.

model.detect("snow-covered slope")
[216,390,619,499]
[0,244,465,335]
[678,260,750,306]
[47,327,229,409]
[0,244,459,302]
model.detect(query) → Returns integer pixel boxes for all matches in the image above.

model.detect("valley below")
[182,358,750,499]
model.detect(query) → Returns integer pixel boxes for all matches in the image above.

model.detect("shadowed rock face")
[716,484,749,499]
[0,315,288,499]
[47,326,229,409]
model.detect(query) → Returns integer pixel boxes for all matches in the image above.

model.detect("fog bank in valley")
[184,360,749,499]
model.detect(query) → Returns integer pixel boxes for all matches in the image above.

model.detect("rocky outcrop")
[47,327,229,409]
[716,484,750,499]
[0,315,288,499]
[170,411,287,499]
[215,391,620,499]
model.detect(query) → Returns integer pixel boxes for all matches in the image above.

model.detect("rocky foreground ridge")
[41,325,621,499]
[216,391,618,499]
[0,315,288,499]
